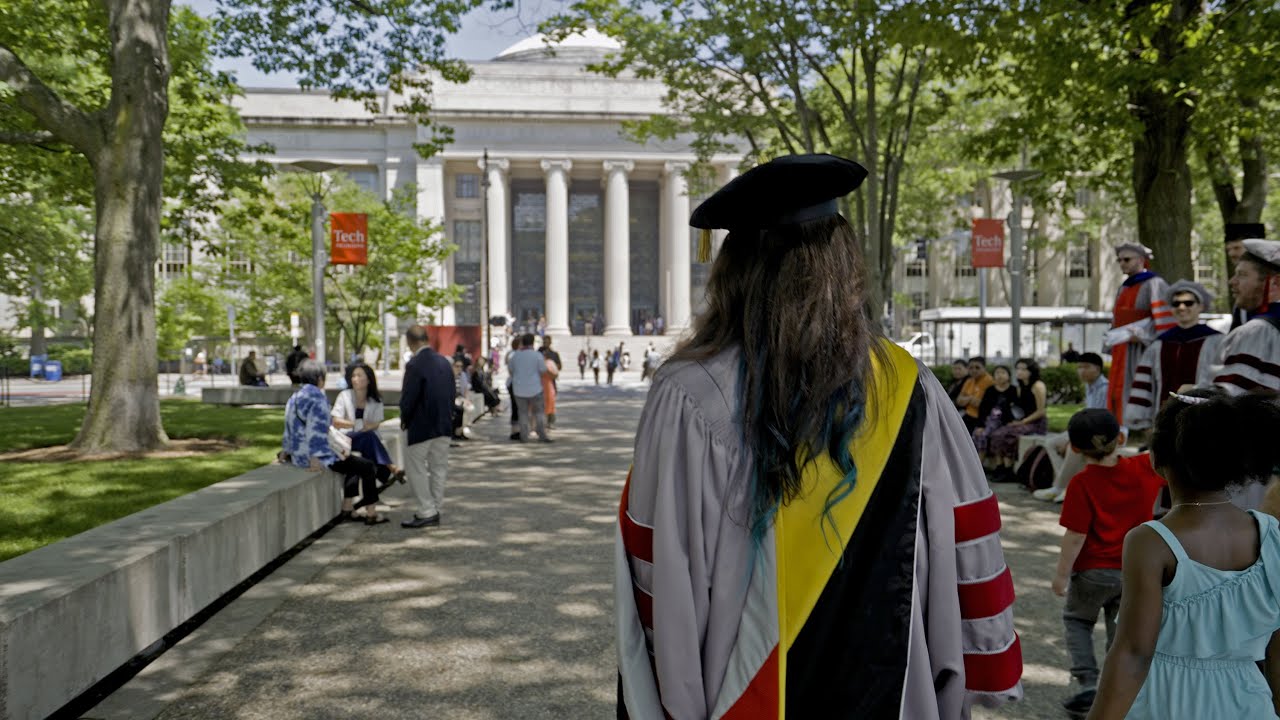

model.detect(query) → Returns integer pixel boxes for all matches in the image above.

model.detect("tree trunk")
[70,0,171,453]
[30,269,47,357]
[1128,0,1197,284]
[859,47,888,331]
[1131,101,1194,283]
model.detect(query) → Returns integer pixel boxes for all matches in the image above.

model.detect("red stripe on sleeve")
[964,634,1023,693]
[955,494,1002,544]
[958,566,1015,619]
[619,471,654,564]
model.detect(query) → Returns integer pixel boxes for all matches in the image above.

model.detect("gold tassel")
[697,228,712,263]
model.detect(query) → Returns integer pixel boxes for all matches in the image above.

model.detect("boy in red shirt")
[1050,408,1165,714]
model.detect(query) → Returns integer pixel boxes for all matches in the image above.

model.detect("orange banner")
[330,213,368,265]
[971,218,1005,268]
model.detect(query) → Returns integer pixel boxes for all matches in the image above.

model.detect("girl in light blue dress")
[1088,388,1280,720]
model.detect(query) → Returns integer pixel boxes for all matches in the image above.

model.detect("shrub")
[1044,364,1083,404]
[928,364,955,387]
[53,347,93,375]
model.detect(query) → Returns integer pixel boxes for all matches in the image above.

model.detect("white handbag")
[327,425,352,457]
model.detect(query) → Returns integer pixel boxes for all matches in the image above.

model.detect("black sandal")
[364,514,390,526]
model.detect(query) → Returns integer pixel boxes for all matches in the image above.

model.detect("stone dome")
[493,29,622,63]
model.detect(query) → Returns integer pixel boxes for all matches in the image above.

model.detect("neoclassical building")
[234,31,742,337]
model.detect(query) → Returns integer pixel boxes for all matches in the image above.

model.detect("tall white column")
[663,161,692,332]
[712,163,740,258]
[541,159,572,335]
[603,160,634,336]
[416,157,453,325]
[481,157,510,320]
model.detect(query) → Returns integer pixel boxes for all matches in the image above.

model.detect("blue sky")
[182,0,568,87]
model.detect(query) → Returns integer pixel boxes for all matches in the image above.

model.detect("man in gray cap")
[1103,242,1174,425]
[1124,279,1225,431]
[1214,239,1280,394]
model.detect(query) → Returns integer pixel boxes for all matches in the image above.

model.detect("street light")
[287,160,341,371]
[480,148,491,356]
[992,166,1041,363]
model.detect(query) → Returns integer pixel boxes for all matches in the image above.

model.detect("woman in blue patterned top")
[281,359,390,525]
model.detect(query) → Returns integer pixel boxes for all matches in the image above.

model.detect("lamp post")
[480,148,491,355]
[288,161,340,372]
[992,165,1041,363]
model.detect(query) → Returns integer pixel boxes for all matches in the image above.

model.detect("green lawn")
[1047,403,1082,433]
[0,400,395,562]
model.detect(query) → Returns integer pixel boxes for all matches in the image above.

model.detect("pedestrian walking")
[508,332,551,442]
[1050,409,1165,714]
[617,154,1021,718]
[1087,388,1280,719]
[591,350,601,385]
[399,325,454,529]
[540,346,559,429]
[577,348,587,380]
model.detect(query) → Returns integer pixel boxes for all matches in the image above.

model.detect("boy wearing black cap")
[1051,408,1165,714]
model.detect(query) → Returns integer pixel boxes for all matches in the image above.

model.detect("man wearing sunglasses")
[1102,243,1175,425]
[1124,280,1224,432]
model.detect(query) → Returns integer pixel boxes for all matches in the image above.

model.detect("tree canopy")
[0,0,498,452]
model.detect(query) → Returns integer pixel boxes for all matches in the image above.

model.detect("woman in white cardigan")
[331,363,404,491]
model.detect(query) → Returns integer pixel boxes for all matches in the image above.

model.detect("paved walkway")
[84,373,1084,720]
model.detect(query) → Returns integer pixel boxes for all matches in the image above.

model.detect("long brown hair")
[671,215,890,541]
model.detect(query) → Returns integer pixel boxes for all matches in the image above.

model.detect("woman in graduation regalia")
[615,155,1023,720]
[1124,279,1224,431]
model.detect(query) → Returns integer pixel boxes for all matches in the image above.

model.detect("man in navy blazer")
[399,325,455,528]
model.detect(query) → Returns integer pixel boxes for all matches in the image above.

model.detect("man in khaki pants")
[399,325,455,528]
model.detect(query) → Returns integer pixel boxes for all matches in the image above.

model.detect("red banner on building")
[971,218,1005,268]
[330,213,368,265]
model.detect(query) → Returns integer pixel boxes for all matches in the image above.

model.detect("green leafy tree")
[970,0,1280,285]
[156,274,231,360]
[0,0,493,453]
[546,0,977,319]
[216,173,456,359]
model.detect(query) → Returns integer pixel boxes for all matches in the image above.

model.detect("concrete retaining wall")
[201,387,403,407]
[0,464,344,720]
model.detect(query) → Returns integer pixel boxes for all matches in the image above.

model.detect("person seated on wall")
[945,358,969,407]
[280,359,392,525]
[985,358,1049,483]
[451,358,473,441]
[972,364,1018,468]
[470,357,503,414]
[239,351,268,386]
[331,362,405,492]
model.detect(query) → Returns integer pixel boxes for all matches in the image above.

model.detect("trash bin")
[43,360,63,382]
[30,354,47,379]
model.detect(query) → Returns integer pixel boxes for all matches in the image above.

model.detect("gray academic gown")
[1214,314,1280,395]
[616,344,1023,719]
